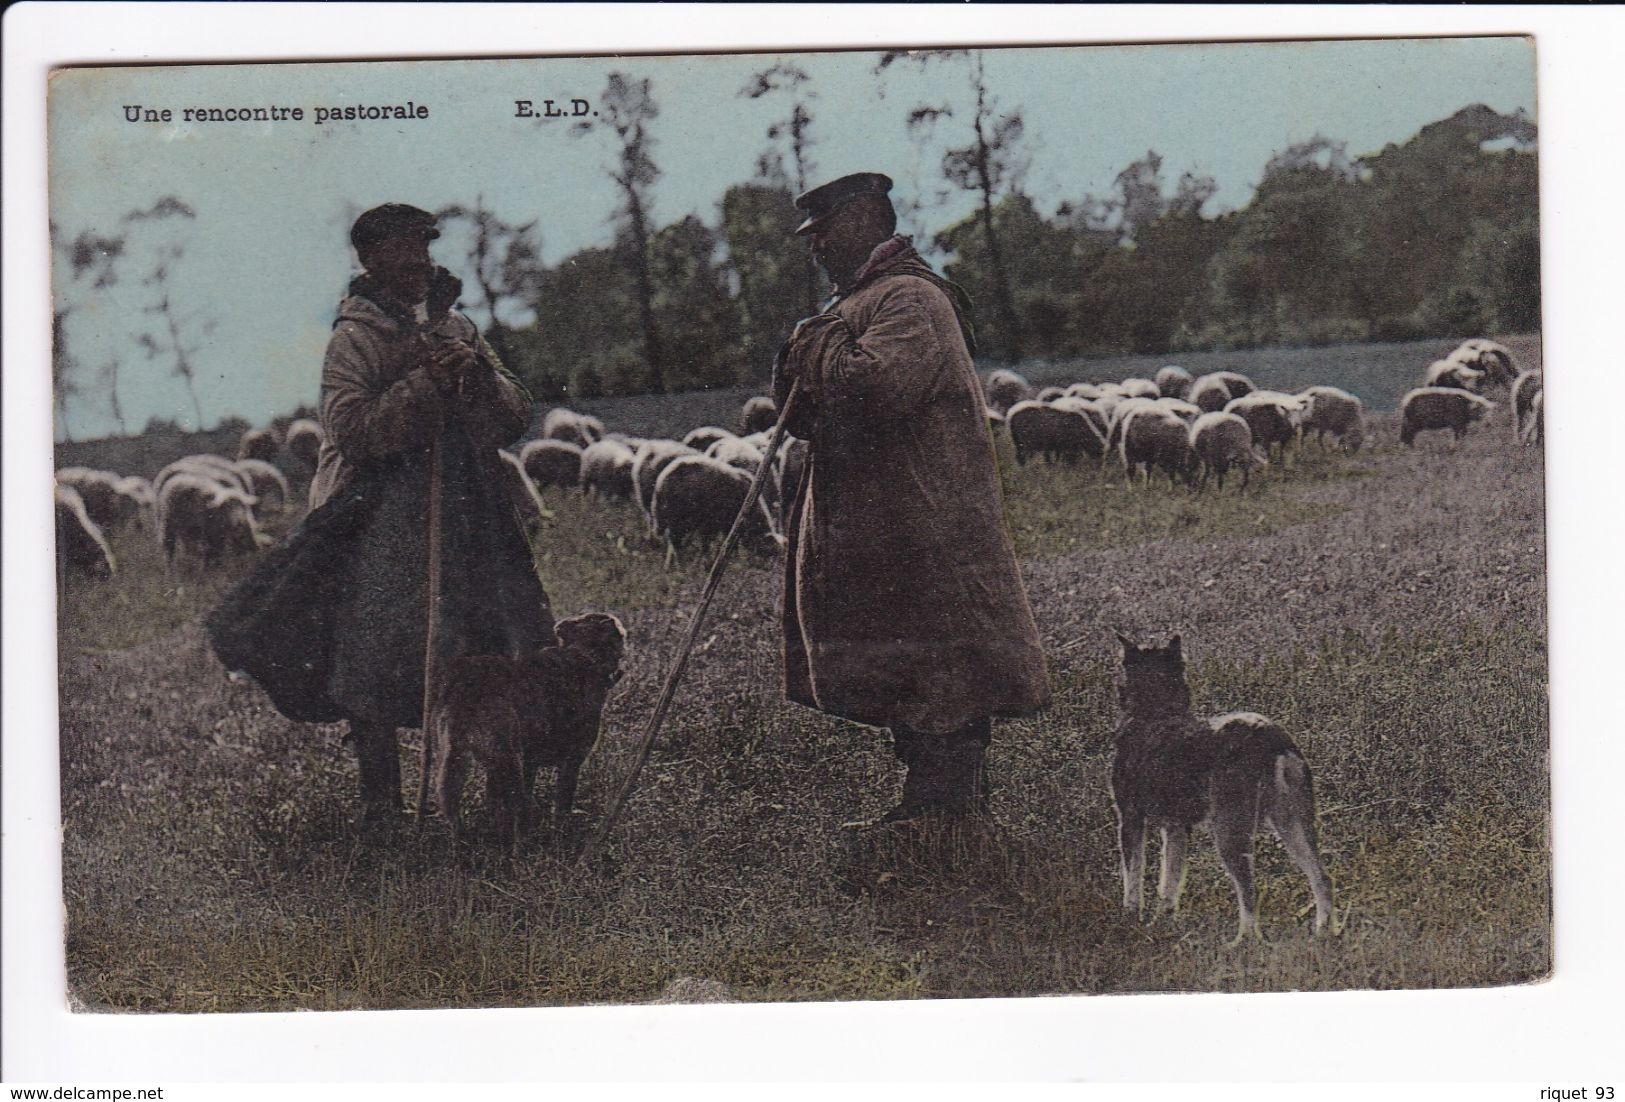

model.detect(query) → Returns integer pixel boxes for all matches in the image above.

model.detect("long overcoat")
[773,242,1050,734]
[208,277,554,729]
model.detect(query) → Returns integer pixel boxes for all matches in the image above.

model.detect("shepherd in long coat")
[208,204,554,823]
[772,173,1050,824]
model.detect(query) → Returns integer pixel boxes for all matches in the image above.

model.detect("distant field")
[52,351,1549,1009]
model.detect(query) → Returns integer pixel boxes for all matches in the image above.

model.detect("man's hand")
[424,337,480,392]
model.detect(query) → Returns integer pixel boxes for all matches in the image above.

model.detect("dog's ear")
[1113,628,1136,652]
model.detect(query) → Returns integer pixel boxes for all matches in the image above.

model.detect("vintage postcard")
[46,35,1547,1020]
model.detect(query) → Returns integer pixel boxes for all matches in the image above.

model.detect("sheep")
[232,458,291,513]
[154,454,253,502]
[1118,377,1161,400]
[496,449,546,520]
[519,438,583,490]
[1105,396,1162,452]
[284,418,324,468]
[1036,386,1067,403]
[112,475,157,528]
[1511,370,1543,445]
[651,454,780,561]
[579,439,637,500]
[1450,339,1518,389]
[986,407,1007,434]
[1153,397,1203,424]
[236,427,281,462]
[55,484,116,578]
[1051,396,1111,451]
[1065,382,1105,401]
[1299,385,1367,452]
[541,408,601,449]
[1210,371,1256,400]
[55,468,141,534]
[981,368,1033,413]
[706,435,767,476]
[1007,399,1105,465]
[1423,357,1486,393]
[157,472,264,567]
[1119,406,1196,487]
[740,395,778,436]
[1189,373,1239,413]
[682,425,735,454]
[1154,365,1194,401]
[631,439,701,521]
[1189,411,1267,491]
[1399,387,1497,447]
[1527,389,1544,446]
[1224,392,1304,461]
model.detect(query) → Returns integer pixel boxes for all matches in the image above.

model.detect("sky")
[47,36,1536,440]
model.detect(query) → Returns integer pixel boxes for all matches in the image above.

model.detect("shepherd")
[207,203,555,827]
[772,173,1050,826]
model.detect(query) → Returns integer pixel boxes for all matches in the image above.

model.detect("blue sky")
[48,37,1535,439]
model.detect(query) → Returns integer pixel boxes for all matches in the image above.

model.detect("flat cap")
[793,172,893,235]
[350,203,440,251]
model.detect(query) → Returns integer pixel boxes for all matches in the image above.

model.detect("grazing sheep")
[55,484,116,578]
[112,475,157,528]
[1051,396,1111,450]
[1423,357,1486,393]
[1063,382,1103,401]
[519,438,583,491]
[157,472,264,566]
[1189,411,1267,491]
[1512,370,1544,445]
[1153,397,1203,424]
[1118,377,1161,400]
[154,454,254,503]
[682,425,735,454]
[651,455,779,560]
[1210,371,1256,400]
[55,468,141,534]
[1036,385,1067,403]
[237,427,281,462]
[284,419,324,468]
[706,435,768,475]
[579,439,637,500]
[1399,387,1496,447]
[1189,373,1239,414]
[1224,391,1304,461]
[631,439,701,521]
[1154,365,1194,401]
[1299,385,1366,452]
[1450,339,1518,388]
[232,458,291,513]
[1120,406,1196,487]
[740,395,778,436]
[981,368,1033,413]
[541,408,601,449]
[985,407,1007,434]
[1527,389,1544,446]
[1007,399,1104,465]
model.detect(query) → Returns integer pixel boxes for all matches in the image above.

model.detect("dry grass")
[55,339,1549,1011]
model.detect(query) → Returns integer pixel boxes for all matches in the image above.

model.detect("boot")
[938,720,993,818]
[350,719,402,825]
[877,726,937,824]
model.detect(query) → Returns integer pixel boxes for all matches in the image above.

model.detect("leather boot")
[939,719,993,817]
[878,726,936,824]
[350,719,402,823]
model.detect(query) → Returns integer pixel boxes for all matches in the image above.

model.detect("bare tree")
[878,49,1028,361]
[125,197,213,430]
[49,220,125,441]
[741,61,821,315]
[435,197,544,367]
[573,73,666,393]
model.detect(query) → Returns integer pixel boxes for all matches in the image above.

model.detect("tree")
[878,49,1029,360]
[720,182,811,381]
[434,197,544,369]
[573,73,666,392]
[741,61,821,315]
[125,197,213,430]
[49,220,125,441]
[649,215,742,389]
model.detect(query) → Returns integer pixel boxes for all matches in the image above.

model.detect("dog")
[1111,630,1334,942]
[428,612,627,845]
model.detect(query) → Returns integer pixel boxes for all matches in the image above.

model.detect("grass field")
[54,336,1549,1011]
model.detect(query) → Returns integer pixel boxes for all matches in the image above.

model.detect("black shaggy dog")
[1111,630,1335,943]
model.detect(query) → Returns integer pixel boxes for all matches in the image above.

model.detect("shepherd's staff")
[416,339,461,825]
[578,378,802,865]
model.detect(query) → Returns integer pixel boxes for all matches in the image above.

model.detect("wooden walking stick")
[578,380,802,865]
[415,429,446,824]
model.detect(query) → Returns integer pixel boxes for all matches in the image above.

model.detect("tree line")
[52,52,1539,437]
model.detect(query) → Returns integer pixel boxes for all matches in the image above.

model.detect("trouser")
[349,718,402,813]
[890,717,992,815]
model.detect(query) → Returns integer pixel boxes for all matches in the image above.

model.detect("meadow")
[54,335,1549,1010]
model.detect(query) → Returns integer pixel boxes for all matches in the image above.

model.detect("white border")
[6,3,1623,1084]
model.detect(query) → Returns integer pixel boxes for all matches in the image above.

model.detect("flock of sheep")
[979,336,1540,492]
[52,337,1541,582]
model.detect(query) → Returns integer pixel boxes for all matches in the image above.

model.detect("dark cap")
[350,203,440,251]
[793,172,893,235]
